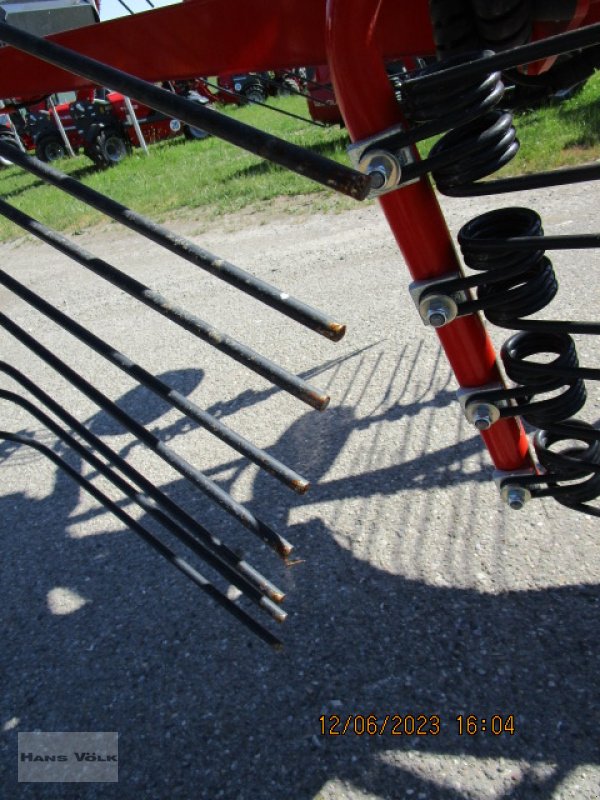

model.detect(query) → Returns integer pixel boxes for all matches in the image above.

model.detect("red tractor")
[13,86,210,166]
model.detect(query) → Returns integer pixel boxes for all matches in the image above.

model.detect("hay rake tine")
[0,201,329,413]
[0,362,285,603]
[0,17,370,200]
[0,388,286,623]
[0,313,293,557]
[0,430,282,647]
[0,226,312,489]
[0,143,346,343]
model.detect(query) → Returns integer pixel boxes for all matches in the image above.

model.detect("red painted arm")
[0,0,435,98]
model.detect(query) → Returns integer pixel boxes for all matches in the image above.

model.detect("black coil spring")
[398,53,600,514]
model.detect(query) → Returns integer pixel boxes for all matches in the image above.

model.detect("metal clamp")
[493,469,537,510]
[347,123,419,198]
[408,274,466,328]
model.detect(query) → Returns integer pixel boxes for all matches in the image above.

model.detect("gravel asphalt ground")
[0,180,599,800]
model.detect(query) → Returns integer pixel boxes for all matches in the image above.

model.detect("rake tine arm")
[0,362,285,604]
[0,313,292,557]
[0,201,329,413]
[0,244,313,490]
[0,389,286,623]
[0,430,282,647]
[0,143,346,343]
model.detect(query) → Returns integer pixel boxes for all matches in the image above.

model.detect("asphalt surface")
[0,179,599,800]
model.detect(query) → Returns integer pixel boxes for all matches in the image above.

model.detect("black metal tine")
[0,201,329,413]
[0,429,282,648]
[0,19,370,200]
[0,362,285,603]
[0,225,314,487]
[0,312,293,557]
[0,388,286,623]
[0,144,346,342]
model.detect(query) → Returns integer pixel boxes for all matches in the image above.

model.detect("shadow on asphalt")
[0,356,597,799]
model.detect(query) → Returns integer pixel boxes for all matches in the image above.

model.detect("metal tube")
[123,95,148,155]
[0,198,329,412]
[0,361,285,603]
[0,389,285,622]
[6,115,25,151]
[48,96,75,157]
[0,430,281,647]
[0,143,345,343]
[0,312,293,556]
[0,19,370,200]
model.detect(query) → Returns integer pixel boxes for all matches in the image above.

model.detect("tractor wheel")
[184,124,209,140]
[242,83,267,104]
[87,127,130,168]
[0,133,19,166]
[429,0,531,58]
[278,77,299,96]
[182,93,211,140]
[35,134,67,163]
[428,0,479,59]
[470,0,532,51]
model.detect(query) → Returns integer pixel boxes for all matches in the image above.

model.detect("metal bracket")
[493,468,538,510]
[408,273,466,328]
[347,122,419,198]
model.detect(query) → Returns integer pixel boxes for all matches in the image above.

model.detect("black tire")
[184,124,209,140]
[86,126,130,168]
[35,134,67,163]
[0,129,21,167]
[429,0,479,59]
[181,93,211,140]
[471,0,532,51]
[0,133,19,166]
[429,0,532,58]
[242,83,267,104]
[278,77,299,96]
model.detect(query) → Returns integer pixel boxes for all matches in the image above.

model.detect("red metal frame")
[0,0,436,99]
[325,0,532,472]
[1,0,599,99]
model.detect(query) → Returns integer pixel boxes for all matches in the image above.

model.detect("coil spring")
[399,54,600,514]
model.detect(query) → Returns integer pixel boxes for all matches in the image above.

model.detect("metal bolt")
[472,404,493,431]
[506,487,528,510]
[368,168,387,190]
[427,308,448,328]
[358,149,400,195]
[419,294,457,328]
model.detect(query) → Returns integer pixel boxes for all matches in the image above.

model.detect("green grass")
[0,97,351,242]
[1,74,600,242]
[503,74,600,172]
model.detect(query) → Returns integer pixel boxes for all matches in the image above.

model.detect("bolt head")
[368,168,386,190]
[419,294,458,328]
[358,149,401,195]
[427,309,448,328]
[507,488,526,510]
[472,404,493,431]
[473,417,491,431]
